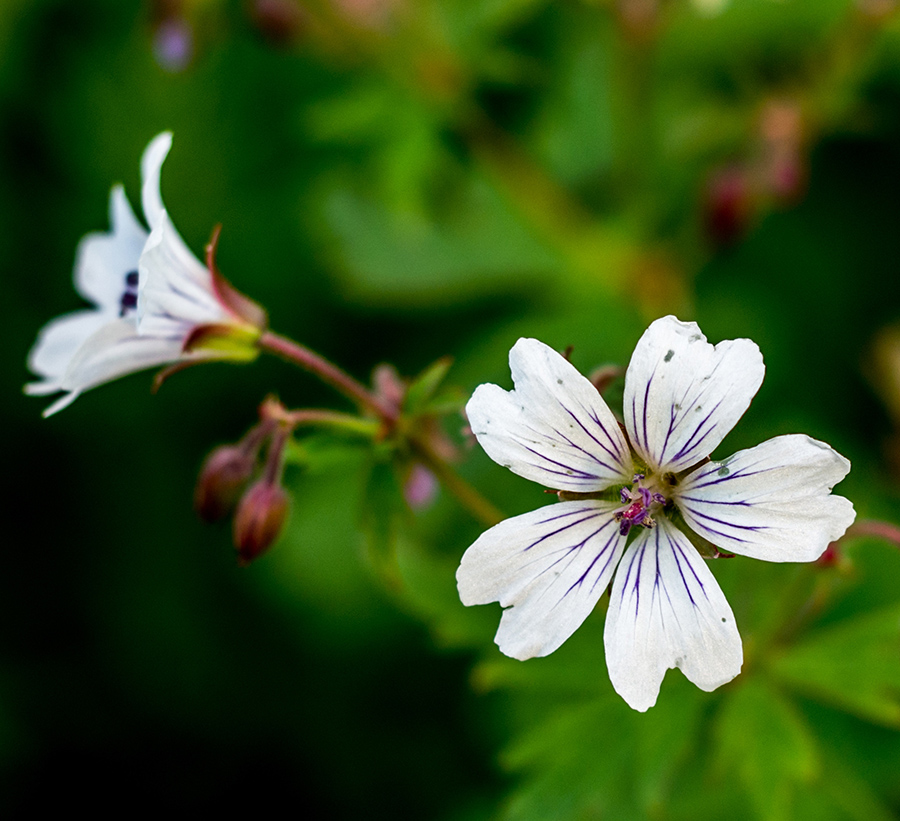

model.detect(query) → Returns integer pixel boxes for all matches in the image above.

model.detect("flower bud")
[403,463,438,511]
[703,166,752,247]
[194,445,256,523]
[247,0,306,45]
[233,480,289,564]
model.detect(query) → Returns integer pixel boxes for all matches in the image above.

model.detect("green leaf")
[314,170,563,305]
[768,604,900,728]
[404,356,454,415]
[714,678,820,821]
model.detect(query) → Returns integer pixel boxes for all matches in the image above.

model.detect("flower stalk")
[259,330,398,423]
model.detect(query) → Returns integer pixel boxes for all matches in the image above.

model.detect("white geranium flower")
[457,316,855,711]
[26,133,265,417]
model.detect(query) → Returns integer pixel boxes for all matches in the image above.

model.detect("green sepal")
[181,322,262,362]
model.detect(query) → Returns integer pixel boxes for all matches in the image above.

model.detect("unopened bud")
[248,0,306,45]
[233,481,289,564]
[195,445,256,522]
[703,166,752,247]
[404,463,438,510]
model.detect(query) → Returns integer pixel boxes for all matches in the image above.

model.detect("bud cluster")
[195,403,291,565]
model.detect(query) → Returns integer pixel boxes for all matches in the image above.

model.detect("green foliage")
[769,603,900,727]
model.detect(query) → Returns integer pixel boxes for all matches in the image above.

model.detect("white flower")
[25,133,265,417]
[457,316,855,711]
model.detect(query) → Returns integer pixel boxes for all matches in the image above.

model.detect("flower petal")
[624,316,764,473]
[74,186,148,311]
[604,518,742,712]
[139,132,211,289]
[140,132,173,231]
[675,434,855,562]
[57,318,184,395]
[467,338,633,492]
[457,501,627,659]
[26,309,111,384]
[137,213,226,337]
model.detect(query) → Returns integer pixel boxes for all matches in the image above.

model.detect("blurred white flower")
[26,133,265,416]
[457,316,855,711]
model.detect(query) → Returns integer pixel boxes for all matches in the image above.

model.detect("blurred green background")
[4,0,900,817]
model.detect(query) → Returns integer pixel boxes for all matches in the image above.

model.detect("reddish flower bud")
[703,166,753,248]
[233,481,289,564]
[247,0,306,45]
[194,445,256,523]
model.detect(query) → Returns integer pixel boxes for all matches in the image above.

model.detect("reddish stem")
[843,519,900,548]
[259,331,397,423]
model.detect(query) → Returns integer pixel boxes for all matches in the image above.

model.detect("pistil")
[616,473,666,536]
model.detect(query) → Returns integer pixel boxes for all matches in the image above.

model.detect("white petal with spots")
[603,518,742,712]
[676,434,855,562]
[467,338,633,493]
[624,316,764,473]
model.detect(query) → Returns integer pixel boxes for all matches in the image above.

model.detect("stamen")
[119,291,138,316]
[615,474,667,537]
[125,270,139,288]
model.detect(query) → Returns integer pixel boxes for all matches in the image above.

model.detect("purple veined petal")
[136,214,227,336]
[675,434,855,562]
[466,338,633,493]
[603,517,742,712]
[25,309,112,386]
[623,316,764,473]
[74,186,148,311]
[457,501,627,660]
[139,133,210,289]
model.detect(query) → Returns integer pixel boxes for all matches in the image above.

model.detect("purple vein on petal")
[561,523,621,599]
[677,496,751,506]
[685,463,778,491]
[683,507,766,533]
[561,403,627,469]
[552,425,621,475]
[669,400,723,464]
[652,538,686,633]
[521,444,600,480]
[522,508,607,553]
[641,373,654,456]
[619,539,646,617]
[670,536,707,606]
[527,415,620,473]
[523,518,618,605]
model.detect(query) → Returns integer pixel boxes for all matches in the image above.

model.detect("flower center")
[615,473,667,536]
